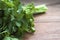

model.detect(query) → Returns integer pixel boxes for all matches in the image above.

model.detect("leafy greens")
[0,0,48,40]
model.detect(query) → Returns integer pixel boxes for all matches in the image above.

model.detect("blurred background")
[20,0,60,6]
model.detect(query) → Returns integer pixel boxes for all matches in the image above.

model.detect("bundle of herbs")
[0,0,48,40]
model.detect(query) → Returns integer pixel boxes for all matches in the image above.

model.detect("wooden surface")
[21,0,60,40]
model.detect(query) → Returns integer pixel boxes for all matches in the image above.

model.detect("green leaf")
[11,38,19,40]
[3,36,19,40]
[34,4,48,13]
[31,27,35,32]
[13,0,20,6]
[0,30,8,34]
[23,3,35,14]
[17,4,23,14]
[2,0,14,7]
[3,36,11,40]
[14,4,24,20]
[16,22,21,27]
[11,15,15,21]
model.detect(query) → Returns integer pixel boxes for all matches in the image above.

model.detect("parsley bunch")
[0,0,47,40]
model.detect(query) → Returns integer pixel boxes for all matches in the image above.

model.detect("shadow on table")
[34,12,46,17]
